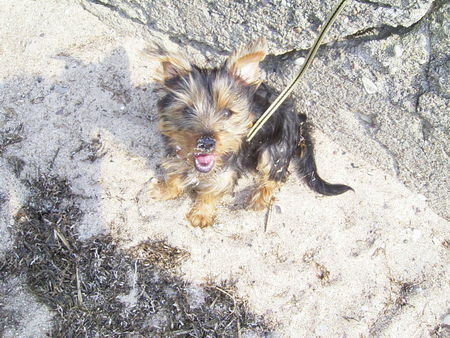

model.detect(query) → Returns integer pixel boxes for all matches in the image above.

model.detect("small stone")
[393,45,403,57]
[362,76,378,94]
[443,314,450,326]
[54,84,69,94]
[294,57,305,66]
[355,112,374,125]
[274,205,282,214]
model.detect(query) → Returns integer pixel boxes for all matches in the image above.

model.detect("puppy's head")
[155,39,267,174]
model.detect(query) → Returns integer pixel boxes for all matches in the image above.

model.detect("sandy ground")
[1,1,449,336]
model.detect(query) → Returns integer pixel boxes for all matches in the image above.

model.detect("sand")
[0,1,448,336]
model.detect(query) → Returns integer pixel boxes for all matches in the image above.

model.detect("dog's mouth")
[194,153,215,173]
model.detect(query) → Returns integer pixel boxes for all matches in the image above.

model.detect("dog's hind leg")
[248,149,285,211]
[248,177,280,211]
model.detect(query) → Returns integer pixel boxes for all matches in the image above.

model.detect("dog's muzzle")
[196,136,215,152]
[194,136,216,173]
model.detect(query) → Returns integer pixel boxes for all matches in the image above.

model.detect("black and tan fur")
[150,39,352,227]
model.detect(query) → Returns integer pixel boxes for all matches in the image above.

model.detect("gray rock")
[83,0,435,54]
[443,313,450,326]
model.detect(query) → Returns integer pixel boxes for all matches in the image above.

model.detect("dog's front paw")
[186,208,216,228]
[149,177,182,201]
[148,178,166,200]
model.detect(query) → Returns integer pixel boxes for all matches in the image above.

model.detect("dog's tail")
[295,117,353,196]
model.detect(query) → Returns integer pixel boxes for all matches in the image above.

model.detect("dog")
[150,38,352,228]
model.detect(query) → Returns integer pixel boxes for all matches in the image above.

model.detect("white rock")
[294,57,305,66]
[362,76,378,94]
[394,45,403,57]
[443,314,450,326]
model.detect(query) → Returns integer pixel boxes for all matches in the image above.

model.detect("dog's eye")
[222,109,232,118]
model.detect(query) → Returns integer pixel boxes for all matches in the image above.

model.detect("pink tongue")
[195,154,214,165]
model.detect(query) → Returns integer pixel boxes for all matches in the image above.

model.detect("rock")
[361,76,378,94]
[294,57,305,66]
[83,0,435,54]
[443,314,450,326]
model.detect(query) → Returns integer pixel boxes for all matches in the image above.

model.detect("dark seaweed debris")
[1,173,272,337]
[431,323,450,338]
[0,123,24,155]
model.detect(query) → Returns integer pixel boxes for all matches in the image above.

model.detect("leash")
[247,0,349,142]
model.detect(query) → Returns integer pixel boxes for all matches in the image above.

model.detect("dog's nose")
[197,136,216,152]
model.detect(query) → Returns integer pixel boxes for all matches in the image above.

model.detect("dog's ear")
[226,38,267,85]
[160,56,191,80]
[144,43,191,82]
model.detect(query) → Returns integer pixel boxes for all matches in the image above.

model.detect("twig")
[49,147,61,169]
[210,295,220,308]
[76,265,83,306]
[53,225,72,251]
[215,286,237,314]
[264,201,273,233]
[237,318,242,338]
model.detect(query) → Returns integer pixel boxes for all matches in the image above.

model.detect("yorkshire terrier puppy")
[151,38,352,228]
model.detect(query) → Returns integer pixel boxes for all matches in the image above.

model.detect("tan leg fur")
[150,174,184,200]
[186,192,222,228]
